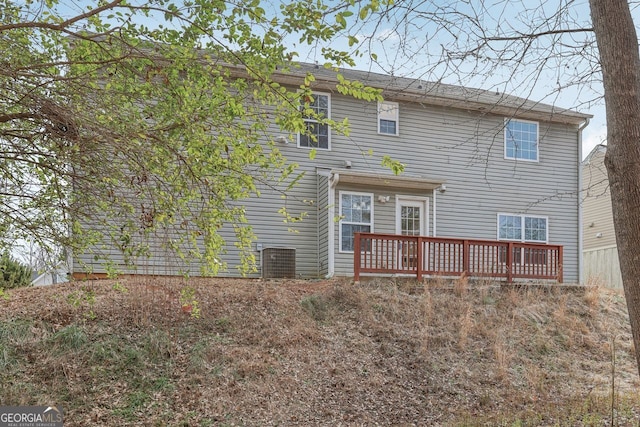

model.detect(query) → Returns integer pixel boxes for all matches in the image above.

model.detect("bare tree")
[336,0,640,373]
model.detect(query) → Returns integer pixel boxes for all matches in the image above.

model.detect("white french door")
[395,197,428,268]
[396,197,428,236]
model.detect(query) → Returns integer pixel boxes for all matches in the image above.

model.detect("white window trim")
[378,101,399,136]
[496,213,549,243]
[298,91,331,150]
[503,118,539,163]
[395,196,429,236]
[339,191,374,253]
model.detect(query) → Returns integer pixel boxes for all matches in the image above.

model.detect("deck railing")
[353,232,563,283]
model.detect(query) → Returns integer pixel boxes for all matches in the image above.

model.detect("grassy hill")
[1,277,639,426]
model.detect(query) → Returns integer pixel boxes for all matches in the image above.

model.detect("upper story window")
[498,213,548,243]
[504,119,538,162]
[378,101,399,135]
[299,92,330,150]
[339,191,373,252]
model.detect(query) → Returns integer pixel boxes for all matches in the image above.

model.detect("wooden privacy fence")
[353,232,563,283]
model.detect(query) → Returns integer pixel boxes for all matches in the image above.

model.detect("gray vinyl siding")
[74,88,583,282]
[327,95,581,282]
[582,149,616,250]
[73,160,325,279]
[245,172,322,278]
[72,202,198,276]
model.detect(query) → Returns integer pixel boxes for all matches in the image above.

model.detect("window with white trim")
[299,92,330,150]
[498,214,548,243]
[378,101,399,135]
[504,119,538,161]
[339,192,373,252]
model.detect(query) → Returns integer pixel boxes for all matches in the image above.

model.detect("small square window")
[380,119,397,135]
[378,101,399,135]
[498,214,522,241]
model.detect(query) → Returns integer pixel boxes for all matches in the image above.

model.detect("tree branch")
[0,0,125,33]
[487,27,593,42]
[0,112,37,124]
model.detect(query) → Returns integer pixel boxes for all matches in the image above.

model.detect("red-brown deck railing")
[353,232,563,283]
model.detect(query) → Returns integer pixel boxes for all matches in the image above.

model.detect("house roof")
[582,143,607,165]
[75,35,590,126]
[112,39,589,126]
[269,62,592,126]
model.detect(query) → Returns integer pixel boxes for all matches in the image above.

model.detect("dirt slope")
[1,277,639,426]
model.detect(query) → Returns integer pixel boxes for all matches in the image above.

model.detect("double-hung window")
[378,101,399,135]
[339,192,373,252]
[504,119,538,161]
[498,213,548,264]
[299,92,330,150]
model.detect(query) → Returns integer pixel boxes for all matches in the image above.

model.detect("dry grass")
[1,277,639,426]
[584,276,605,310]
[457,302,474,350]
[453,272,469,296]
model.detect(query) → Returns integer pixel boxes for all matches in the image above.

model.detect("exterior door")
[396,198,428,268]
[396,198,428,236]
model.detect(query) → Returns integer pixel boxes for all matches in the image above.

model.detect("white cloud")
[353,27,400,43]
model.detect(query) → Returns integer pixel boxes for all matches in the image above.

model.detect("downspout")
[432,187,437,237]
[65,247,73,282]
[431,188,438,237]
[326,172,340,278]
[578,118,590,284]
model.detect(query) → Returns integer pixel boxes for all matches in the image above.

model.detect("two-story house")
[72,63,591,283]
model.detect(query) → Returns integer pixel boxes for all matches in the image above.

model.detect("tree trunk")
[590,0,640,375]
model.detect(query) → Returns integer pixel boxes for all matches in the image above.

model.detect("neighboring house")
[582,144,622,289]
[72,64,591,282]
[32,262,69,286]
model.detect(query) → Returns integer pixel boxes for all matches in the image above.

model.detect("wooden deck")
[353,232,563,283]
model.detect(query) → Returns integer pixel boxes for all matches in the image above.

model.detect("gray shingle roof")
[276,62,591,126]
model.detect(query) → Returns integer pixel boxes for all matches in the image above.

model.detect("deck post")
[557,246,563,283]
[354,233,361,281]
[416,236,423,280]
[462,240,470,277]
[506,242,513,283]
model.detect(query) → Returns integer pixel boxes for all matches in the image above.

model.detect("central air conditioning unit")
[262,247,296,279]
